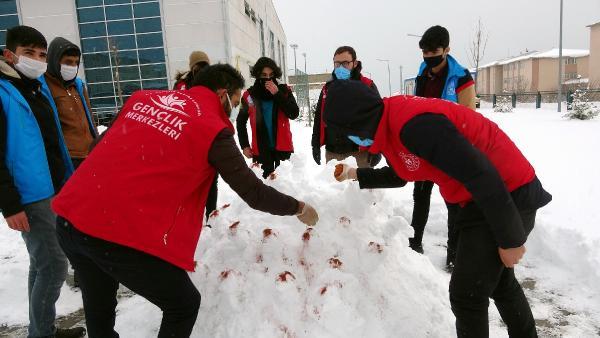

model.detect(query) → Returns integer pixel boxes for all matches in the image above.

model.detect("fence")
[478,89,600,109]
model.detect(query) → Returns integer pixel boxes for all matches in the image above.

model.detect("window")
[0,0,20,50]
[269,30,275,59]
[259,19,265,56]
[76,0,168,116]
[564,58,577,65]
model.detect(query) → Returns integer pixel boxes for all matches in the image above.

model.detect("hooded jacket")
[43,37,96,160]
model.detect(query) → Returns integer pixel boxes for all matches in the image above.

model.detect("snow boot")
[56,327,86,338]
[408,237,424,254]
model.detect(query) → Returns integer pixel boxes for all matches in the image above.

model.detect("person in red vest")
[52,64,318,338]
[311,46,381,168]
[173,50,210,90]
[236,57,299,178]
[328,81,551,338]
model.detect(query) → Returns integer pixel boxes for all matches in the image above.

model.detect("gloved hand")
[296,201,318,226]
[368,153,382,167]
[312,147,321,165]
[334,163,357,182]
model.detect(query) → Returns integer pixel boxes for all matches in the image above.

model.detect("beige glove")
[334,163,357,182]
[296,201,318,226]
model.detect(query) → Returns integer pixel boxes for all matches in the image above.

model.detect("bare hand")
[242,147,253,159]
[5,211,30,232]
[334,163,357,182]
[265,81,279,95]
[498,246,526,268]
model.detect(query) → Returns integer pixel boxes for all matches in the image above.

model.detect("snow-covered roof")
[533,48,589,59]
[480,48,589,69]
[564,78,589,85]
[587,21,600,27]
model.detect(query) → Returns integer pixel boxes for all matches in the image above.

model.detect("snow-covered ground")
[1,108,599,337]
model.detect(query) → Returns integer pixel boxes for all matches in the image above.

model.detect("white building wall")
[17,0,84,78]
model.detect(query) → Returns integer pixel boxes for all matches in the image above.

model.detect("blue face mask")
[348,135,373,147]
[334,66,351,80]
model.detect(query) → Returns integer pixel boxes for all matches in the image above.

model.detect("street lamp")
[377,58,392,96]
[290,44,298,76]
[399,65,403,94]
[557,0,564,112]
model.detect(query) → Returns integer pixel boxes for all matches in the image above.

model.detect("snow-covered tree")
[564,89,599,120]
[494,95,513,113]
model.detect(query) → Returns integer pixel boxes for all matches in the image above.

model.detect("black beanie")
[324,80,384,140]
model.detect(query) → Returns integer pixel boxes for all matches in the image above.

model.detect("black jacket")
[311,69,379,154]
[236,83,299,162]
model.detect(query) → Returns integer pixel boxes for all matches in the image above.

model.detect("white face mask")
[225,93,240,121]
[60,64,79,81]
[12,52,48,80]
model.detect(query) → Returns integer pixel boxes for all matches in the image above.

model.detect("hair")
[419,25,450,52]
[334,46,357,60]
[190,63,245,94]
[250,57,282,79]
[174,61,209,82]
[5,26,47,52]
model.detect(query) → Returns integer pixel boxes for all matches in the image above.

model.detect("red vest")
[242,90,294,155]
[370,96,535,204]
[319,75,374,146]
[52,86,233,271]
[174,80,187,90]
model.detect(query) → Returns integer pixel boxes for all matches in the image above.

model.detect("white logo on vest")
[124,91,201,141]
[399,151,420,171]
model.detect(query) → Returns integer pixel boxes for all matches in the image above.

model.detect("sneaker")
[408,237,424,254]
[56,327,86,338]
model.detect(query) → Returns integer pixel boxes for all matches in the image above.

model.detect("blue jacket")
[416,55,470,103]
[0,78,72,205]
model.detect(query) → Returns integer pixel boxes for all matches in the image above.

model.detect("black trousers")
[56,219,201,338]
[205,175,219,220]
[254,149,282,178]
[411,181,458,253]
[450,209,538,338]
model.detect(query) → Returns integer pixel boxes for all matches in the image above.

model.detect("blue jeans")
[21,198,68,338]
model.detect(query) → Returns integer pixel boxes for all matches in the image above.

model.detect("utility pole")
[557,0,564,112]
[290,44,298,75]
[303,52,311,126]
[377,58,392,96]
[399,65,403,94]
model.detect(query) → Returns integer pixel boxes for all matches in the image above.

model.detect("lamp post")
[557,0,564,112]
[399,65,403,94]
[377,58,392,96]
[290,44,298,76]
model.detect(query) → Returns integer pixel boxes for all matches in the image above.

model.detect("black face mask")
[423,54,445,68]
[253,77,278,100]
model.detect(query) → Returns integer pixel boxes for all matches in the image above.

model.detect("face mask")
[224,92,240,119]
[334,66,351,80]
[423,54,445,69]
[12,52,48,80]
[60,64,79,81]
[348,135,373,147]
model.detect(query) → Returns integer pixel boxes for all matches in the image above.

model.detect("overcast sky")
[273,0,600,95]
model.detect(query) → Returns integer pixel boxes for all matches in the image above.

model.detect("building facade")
[477,49,590,94]
[2,0,286,115]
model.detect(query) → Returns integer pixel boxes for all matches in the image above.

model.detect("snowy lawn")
[1,108,599,337]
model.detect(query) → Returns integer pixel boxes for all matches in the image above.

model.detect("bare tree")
[469,18,489,93]
[108,38,124,107]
